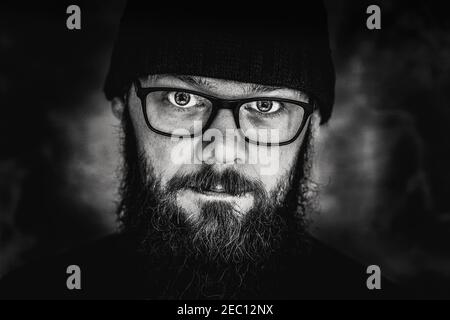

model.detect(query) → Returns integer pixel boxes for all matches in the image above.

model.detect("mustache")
[166,164,266,197]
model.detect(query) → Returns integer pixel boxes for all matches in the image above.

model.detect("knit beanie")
[104,1,335,123]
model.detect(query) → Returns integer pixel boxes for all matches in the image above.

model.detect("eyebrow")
[173,75,218,91]
[147,74,308,101]
[172,75,289,94]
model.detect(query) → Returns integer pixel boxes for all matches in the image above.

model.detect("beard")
[118,108,314,299]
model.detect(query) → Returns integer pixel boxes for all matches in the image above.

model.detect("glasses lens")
[145,90,213,136]
[239,100,305,144]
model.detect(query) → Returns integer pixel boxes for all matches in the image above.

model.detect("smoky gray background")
[0,0,449,298]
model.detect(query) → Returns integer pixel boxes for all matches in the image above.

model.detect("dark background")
[1,0,449,298]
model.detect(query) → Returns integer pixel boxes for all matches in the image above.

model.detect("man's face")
[117,74,313,265]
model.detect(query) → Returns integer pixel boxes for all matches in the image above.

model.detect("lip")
[198,190,233,197]
[188,186,247,198]
[190,187,229,195]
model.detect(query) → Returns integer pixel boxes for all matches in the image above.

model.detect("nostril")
[199,112,247,165]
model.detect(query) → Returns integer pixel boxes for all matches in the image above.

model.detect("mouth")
[188,184,250,198]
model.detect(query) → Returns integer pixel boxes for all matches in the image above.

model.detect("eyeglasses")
[134,81,314,146]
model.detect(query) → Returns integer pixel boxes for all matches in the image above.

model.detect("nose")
[197,109,246,165]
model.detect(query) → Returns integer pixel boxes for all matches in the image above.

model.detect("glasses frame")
[134,80,314,146]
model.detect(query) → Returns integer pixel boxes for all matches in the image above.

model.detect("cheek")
[254,132,305,193]
[257,146,299,192]
[130,103,184,186]
[149,140,180,185]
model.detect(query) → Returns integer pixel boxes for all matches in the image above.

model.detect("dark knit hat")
[104,2,335,123]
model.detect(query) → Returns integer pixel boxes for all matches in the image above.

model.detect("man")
[0,1,402,299]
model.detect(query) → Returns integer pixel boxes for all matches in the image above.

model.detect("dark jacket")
[0,233,406,300]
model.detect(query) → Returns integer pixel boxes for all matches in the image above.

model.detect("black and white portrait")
[0,0,449,302]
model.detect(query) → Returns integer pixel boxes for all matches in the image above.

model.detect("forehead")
[139,74,309,102]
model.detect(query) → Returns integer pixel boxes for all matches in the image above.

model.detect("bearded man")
[0,1,402,299]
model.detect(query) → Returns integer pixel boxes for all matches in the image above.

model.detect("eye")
[168,91,200,108]
[247,100,283,114]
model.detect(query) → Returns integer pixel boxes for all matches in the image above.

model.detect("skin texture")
[112,74,312,223]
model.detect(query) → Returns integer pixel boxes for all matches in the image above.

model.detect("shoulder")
[284,237,409,299]
[0,233,144,299]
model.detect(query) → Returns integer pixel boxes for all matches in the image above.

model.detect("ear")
[111,97,126,120]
